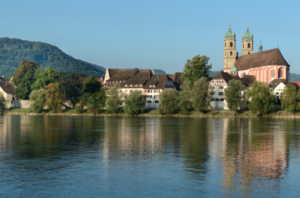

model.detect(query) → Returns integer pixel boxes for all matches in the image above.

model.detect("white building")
[0,77,15,100]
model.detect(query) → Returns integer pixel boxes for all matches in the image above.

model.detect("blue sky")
[1,0,298,74]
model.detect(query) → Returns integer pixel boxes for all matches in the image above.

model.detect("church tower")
[242,22,254,55]
[224,22,236,71]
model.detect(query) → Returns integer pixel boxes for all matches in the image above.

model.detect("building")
[0,77,15,100]
[103,68,180,109]
[223,24,290,84]
[209,71,255,110]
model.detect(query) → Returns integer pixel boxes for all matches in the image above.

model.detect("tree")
[0,94,6,113]
[178,80,192,114]
[224,79,246,112]
[158,89,179,114]
[105,84,123,113]
[83,75,101,94]
[85,87,107,114]
[45,83,62,113]
[191,77,211,113]
[31,66,57,90]
[5,75,10,81]
[182,55,212,88]
[124,91,146,115]
[13,60,40,99]
[246,81,275,114]
[281,84,300,113]
[30,89,46,113]
[56,72,82,103]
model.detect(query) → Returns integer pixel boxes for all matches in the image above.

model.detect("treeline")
[0,37,104,77]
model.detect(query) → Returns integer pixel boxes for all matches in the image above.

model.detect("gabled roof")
[212,71,234,83]
[107,69,138,81]
[0,77,14,94]
[235,48,289,70]
[269,79,287,89]
[144,74,172,89]
[122,70,151,85]
[169,72,183,84]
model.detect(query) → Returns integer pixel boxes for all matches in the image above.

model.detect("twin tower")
[224,23,254,70]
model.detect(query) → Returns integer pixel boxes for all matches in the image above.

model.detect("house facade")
[0,77,15,100]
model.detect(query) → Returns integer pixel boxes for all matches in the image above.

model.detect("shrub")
[0,94,6,113]
[75,105,83,114]
[124,91,146,115]
[30,89,46,113]
[105,84,123,113]
[158,89,179,114]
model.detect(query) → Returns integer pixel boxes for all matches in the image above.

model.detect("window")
[147,101,152,103]
[140,84,142,87]
[125,90,127,93]
[248,43,250,48]
[130,90,133,93]
[230,51,232,56]
[219,92,223,95]
[154,95,158,98]
[219,86,223,89]
[271,71,275,78]
[225,52,226,56]
[150,85,152,88]
[243,43,244,48]
[215,98,219,101]
[279,69,282,78]
[130,84,132,87]
[276,92,279,95]
[230,42,233,47]
[220,98,224,101]
[135,84,137,87]
[225,42,226,47]
[155,101,159,103]
[125,85,127,87]
[248,52,250,54]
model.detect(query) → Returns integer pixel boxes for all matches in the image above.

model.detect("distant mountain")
[290,73,300,81]
[125,68,166,74]
[0,37,105,77]
[209,71,219,78]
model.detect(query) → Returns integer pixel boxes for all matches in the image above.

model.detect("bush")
[191,77,211,113]
[281,84,300,113]
[45,83,62,113]
[158,89,179,114]
[105,84,123,113]
[0,94,6,113]
[30,89,46,113]
[178,80,192,115]
[75,105,83,114]
[124,91,146,115]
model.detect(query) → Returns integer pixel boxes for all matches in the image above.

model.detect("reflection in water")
[0,115,299,197]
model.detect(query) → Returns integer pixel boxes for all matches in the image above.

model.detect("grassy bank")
[5,108,300,118]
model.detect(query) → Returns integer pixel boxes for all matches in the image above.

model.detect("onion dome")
[242,29,253,40]
[225,28,236,39]
[230,65,237,72]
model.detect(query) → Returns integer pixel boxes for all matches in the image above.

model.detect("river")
[0,115,299,197]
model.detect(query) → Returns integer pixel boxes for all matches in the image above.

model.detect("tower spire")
[247,21,249,31]
[229,19,231,29]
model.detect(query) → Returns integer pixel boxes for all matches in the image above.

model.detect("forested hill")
[0,37,105,77]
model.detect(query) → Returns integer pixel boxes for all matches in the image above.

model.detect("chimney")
[6,81,8,87]
[134,68,139,71]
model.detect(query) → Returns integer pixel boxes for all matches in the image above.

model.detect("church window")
[230,51,232,56]
[279,69,282,78]
[225,52,226,56]
[248,52,250,54]
[248,43,251,48]
[243,43,244,48]
[271,71,275,77]
[225,42,226,47]
[230,42,233,47]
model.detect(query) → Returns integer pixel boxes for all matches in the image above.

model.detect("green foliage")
[0,37,104,77]
[158,89,179,114]
[84,88,107,114]
[5,75,10,81]
[105,84,123,113]
[56,72,83,102]
[124,91,146,115]
[246,81,275,114]
[182,55,212,88]
[45,83,62,113]
[13,60,40,99]
[83,75,101,94]
[75,105,83,114]
[29,89,46,113]
[281,84,300,113]
[224,80,246,112]
[31,67,57,90]
[178,80,192,114]
[191,77,211,112]
[0,94,6,113]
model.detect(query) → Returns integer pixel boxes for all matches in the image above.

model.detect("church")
[223,23,290,84]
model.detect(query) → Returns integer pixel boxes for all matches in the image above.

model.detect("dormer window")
[130,84,132,87]
[150,85,152,88]
[135,84,137,87]
[153,85,155,88]
[125,85,127,87]
[140,84,142,87]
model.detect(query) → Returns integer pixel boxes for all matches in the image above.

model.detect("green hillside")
[0,37,104,77]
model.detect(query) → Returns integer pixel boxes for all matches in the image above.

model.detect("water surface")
[0,115,299,197]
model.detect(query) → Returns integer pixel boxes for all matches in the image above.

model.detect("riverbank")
[5,108,300,118]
